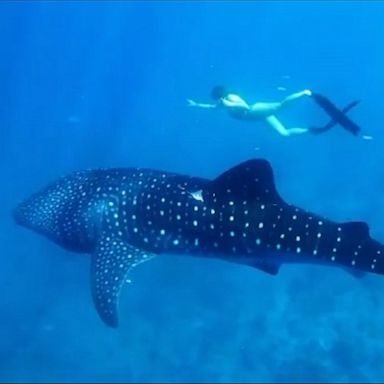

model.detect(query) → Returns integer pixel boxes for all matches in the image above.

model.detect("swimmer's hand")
[187,99,217,109]
[303,89,312,96]
[187,99,198,107]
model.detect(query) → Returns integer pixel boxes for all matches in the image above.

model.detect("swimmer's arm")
[187,99,217,109]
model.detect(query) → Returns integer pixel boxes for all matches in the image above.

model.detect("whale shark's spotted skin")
[13,159,384,327]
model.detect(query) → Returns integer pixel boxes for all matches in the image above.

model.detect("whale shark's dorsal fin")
[340,221,370,239]
[206,159,284,204]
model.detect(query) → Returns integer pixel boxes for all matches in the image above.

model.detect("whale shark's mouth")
[12,185,66,237]
[13,199,33,228]
[12,198,52,240]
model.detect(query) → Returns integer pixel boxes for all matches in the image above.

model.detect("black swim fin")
[309,99,361,135]
[309,100,360,135]
[311,92,361,136]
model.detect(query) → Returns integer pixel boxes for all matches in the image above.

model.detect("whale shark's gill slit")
[91,232,156,328]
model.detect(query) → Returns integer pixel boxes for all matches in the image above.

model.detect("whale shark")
[13,159,384,327]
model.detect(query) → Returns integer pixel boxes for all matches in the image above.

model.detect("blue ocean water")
[1,1,384,382]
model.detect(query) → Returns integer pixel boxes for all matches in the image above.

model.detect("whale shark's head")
[13,183,67,240]
[13,170,103,252]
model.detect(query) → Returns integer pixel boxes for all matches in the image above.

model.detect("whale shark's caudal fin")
[204,159,284,204]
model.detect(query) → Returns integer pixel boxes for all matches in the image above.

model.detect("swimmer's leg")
[281,89,312,107]
[249,90,312,117]
[265,115,308,137]
[249,102,281,115]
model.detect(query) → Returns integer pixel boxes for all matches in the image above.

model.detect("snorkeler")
[187,85,364,138]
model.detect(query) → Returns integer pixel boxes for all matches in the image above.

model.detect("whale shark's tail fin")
[311,92,361,136]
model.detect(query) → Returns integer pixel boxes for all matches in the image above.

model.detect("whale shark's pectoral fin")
[91,233,156,328]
